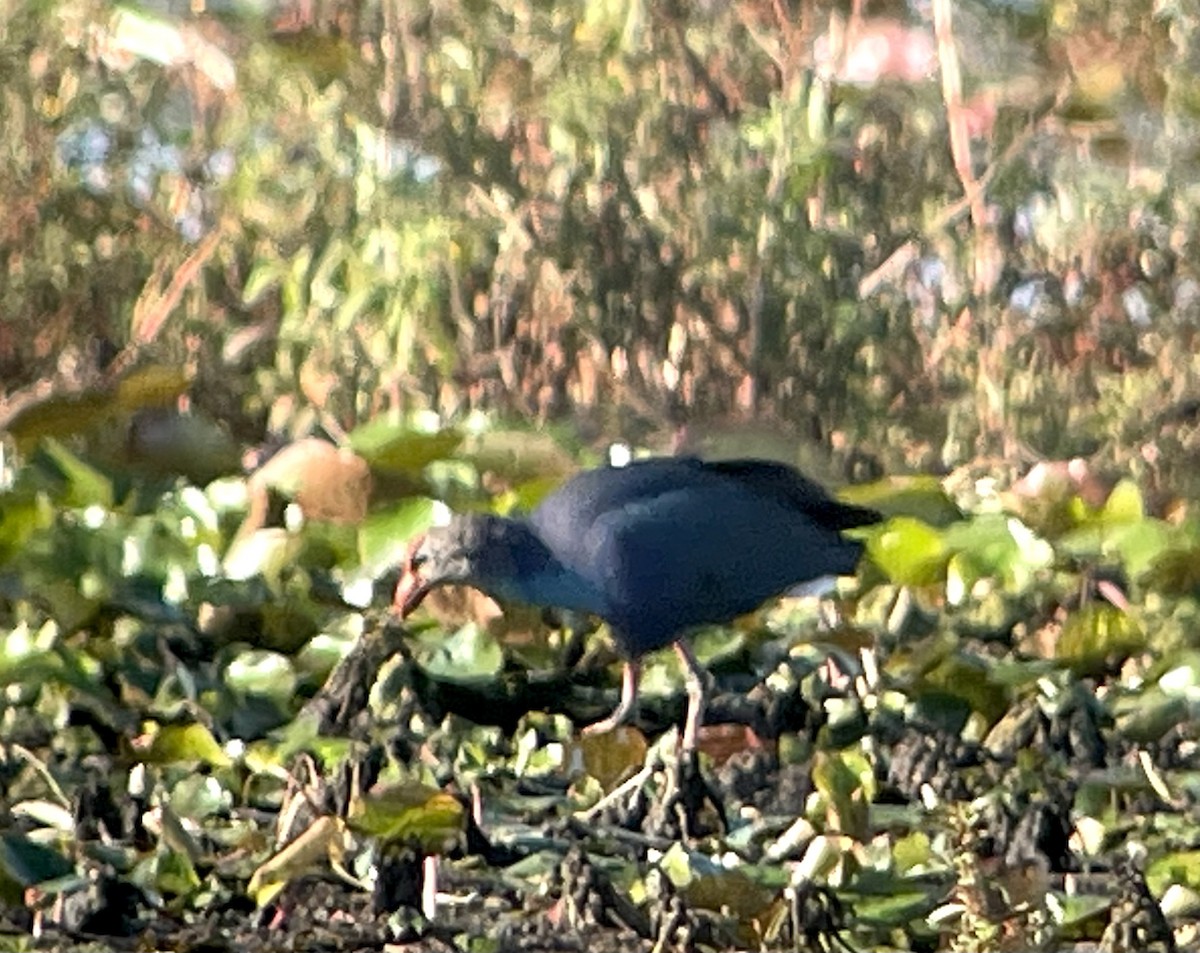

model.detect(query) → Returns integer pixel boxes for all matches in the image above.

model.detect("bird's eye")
[409,551,428,572]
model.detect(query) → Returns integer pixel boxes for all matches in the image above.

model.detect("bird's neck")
[493,519,607,618]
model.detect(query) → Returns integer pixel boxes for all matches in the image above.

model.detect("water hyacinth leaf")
[1057,604,1144,675]
[359,496,439,577]
[222,528,294,583]
[917,652,1010,725]
[0,833,74,887]
[0,491,53,564]
[1099,479,1144,525]
[942,514,1053,590]
[868,517,948,586]
[4,393,116,454]
[838,475,962,527]
[580,725,647,790]
[459,429,579,485]
[851,885,943,929]
[39,438,114,510]
[1144,544,1200,596]
[411,622,503,683]
[890,830,933,873]
[348,420,461,474]
[1112,689,1188,745]
[248,815,347,907]
[143,723,233,768]
[224,649,297,705]
[348,783,465,850]
[1147,850,1200,896]
[1054,892,1114,931]
[811,749,874,839]
[1059,514,1171,575]
[670,856,776,926]
[1108,518,1173,579]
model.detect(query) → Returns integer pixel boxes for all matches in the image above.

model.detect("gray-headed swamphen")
[395,456,881,749]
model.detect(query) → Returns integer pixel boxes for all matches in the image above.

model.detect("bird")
[394,456,881,750]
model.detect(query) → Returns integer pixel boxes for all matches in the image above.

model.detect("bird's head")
[394,513,526,617]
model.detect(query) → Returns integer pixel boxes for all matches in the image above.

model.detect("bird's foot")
[576,731,726,841]
[645,743,726,841]
[581,659,640,736]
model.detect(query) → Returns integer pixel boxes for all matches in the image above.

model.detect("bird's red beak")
[393,534,431,618]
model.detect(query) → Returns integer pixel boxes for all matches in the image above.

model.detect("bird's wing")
[704,459,882,530]
[531,458,879,552]
[558,482,866,650]
[529,457,710,545]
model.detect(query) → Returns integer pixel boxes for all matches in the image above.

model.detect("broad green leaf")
[917,652,1010,725]
[224,650,297,705]
[459,430,577,485]
[839,476,962,527]
[1100,479,1144,524]
[0,491,52,565]
[579,725,647,790]
[348,783,465,849]
[112,365,190,413]
[144,723,233,768]
[411,622,503,683]
[4,393,115,454]
[348,420,461,474]
[39,439,113,509]
[941,514,1053,589]
[1148,850,1200,896]
[812,749,874,839]
[1057,604,1144,675]
[358,496,439,576]
[868,517,948,586]
[247,816,346,907]
[0,833,74,887]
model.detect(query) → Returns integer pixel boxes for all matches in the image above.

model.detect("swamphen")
[395,456,881,749]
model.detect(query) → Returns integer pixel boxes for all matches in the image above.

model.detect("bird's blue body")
[504,457,878,656]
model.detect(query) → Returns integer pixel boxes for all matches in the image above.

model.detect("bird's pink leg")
[674,640,709,752]
[582,659,640,735]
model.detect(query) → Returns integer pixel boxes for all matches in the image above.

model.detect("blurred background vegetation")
[5,0,1200,488]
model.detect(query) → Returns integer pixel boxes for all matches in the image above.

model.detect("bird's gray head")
[394,513,525,617]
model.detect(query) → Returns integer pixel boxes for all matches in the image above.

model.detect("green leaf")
[348,420,461,475]
[348,783,465,849]
[0,834,74,886]
[224,650,297,705]
[811,749,874,839]
[459,430,578,485]
[39,439,113,510]
[839,476,962,527]
[917,652,1010,725]
[941,514,1053,589]
[868,517,948,586]
[1100,479,1144,525]
[358,497,439,577]
[247,816,344,908]
[411,623,504,684]
[1057,604,1144,675]
[1148,850,1200,896]
[144,723,233,768]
